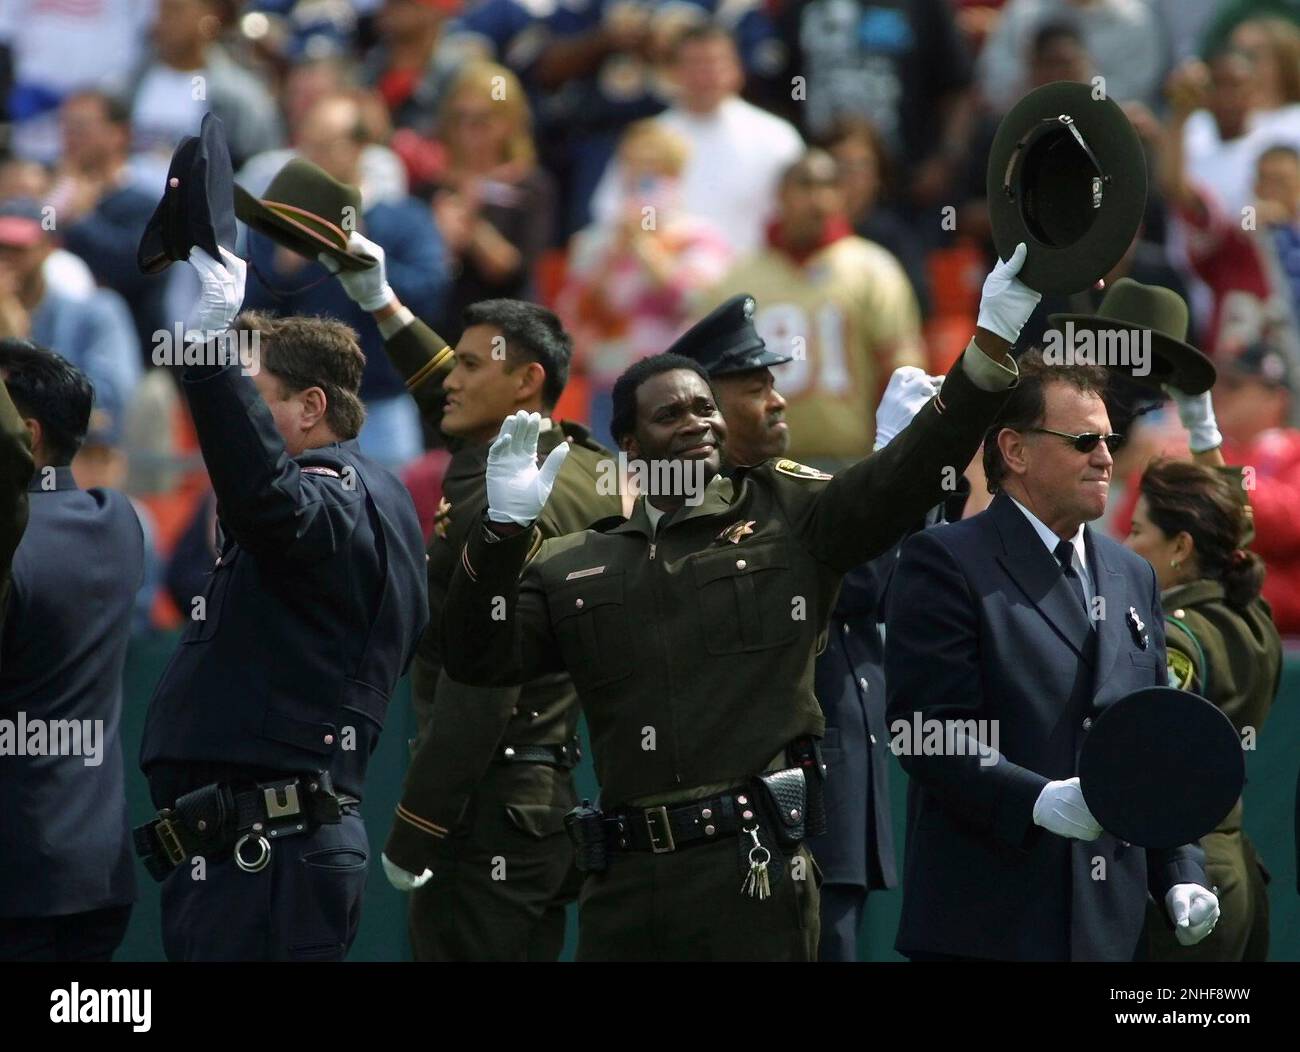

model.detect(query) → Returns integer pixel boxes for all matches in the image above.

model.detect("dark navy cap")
[665,294,792,377]
[1227,339,1295,393]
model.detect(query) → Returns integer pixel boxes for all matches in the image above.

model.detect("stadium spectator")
[238,55,409,206]
[589,23,803,256]
[428,61,554,345]
[0,198,140,429]
[362,0,461,132]
[241,95,448,468]
[705,150,923,467]
[1228,16,1300,114]
[0,0,155,164]
[126,0,282,183]
[820,118,931,319]
[1215,341,1300,634]
[769,0,975,217]
[558,119,731,444]
[50,91,168,359]
[0,160,99,302]
[978,0,1164,112]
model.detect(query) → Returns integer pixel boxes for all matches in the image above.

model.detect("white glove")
[1165,883,1220,946]
[485,410,570,525]
[187,246,246,338]
[976,242,1041,344]
[1032,776,1103,841]
[318,231,393,311]
[873,367,942,450]
[381,852,431,892]
[1164,385,1223,454]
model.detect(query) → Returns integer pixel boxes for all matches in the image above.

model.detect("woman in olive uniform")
[1126,458,1282,961]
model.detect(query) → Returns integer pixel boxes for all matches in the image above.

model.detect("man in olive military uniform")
[437,247,1039,960]
[0,362,33,642]
[324,232,622,960]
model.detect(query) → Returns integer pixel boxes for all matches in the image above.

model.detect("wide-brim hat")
[666,294,793,377]
[987,81,1147,295]
[1049,278,1217,394]
[138,112,237,274]
[1079,686,1243,849]
[234,158,374,270]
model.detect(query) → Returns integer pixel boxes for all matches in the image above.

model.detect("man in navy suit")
[885,349,1220,961]
[0,341,142,961]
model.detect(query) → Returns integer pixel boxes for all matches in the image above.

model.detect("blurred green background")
[117,635,1300,961]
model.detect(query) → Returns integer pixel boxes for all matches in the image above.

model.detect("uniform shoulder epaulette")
[588,514,628,533]
[771,458,833,481]
[299,464,343,479]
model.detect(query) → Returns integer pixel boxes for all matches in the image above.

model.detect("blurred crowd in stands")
[2,0,1300,635]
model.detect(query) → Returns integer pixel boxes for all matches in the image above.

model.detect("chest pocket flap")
[690,542,799,654]
[549,571,632,688]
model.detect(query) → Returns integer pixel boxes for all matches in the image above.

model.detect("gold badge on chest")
[717,520,757,544]
[432,497,453,540]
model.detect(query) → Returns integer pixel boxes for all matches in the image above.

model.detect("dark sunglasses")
[1028,427,1124,453]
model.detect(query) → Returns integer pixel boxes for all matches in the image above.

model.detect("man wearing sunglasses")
[884,347,1217,961]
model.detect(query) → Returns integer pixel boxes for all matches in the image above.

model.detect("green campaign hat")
[1079,686,1243,849]
[235,158,374,271]
[988,81,1147,295]
[1049,278,1217,394]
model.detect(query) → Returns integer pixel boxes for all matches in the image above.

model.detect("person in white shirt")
[590,24,803,254]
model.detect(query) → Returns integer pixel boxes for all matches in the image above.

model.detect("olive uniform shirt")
[380,316,622,871]
[443,344,1016,807]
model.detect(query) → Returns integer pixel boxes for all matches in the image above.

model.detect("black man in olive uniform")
[438,247,1039,960]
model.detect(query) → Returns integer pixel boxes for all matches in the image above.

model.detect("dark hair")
[672,22,737,59]
[233,311,367,439]
[64,89,132,128]
[610,353,713,447]
[1031,18,1086,59]
[0,339,93,465]
[814,116,895,199]
[1139,459,1265,609]
[982,347,1110,493]
[462,299,572,409]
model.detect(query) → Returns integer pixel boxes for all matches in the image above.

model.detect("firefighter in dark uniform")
[439,247,1039,959]
[324,231,623,960]
[137,247,429,961]
[1126,384,1283,961]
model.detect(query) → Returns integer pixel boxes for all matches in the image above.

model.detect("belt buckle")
[154,815,186,866]
[644,806,675,853]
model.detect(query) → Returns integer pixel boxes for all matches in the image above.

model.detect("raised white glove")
[485,410,570,525]
[1164,385,1222,454]
[318,231,393,311]
[381,852,431,892]
[1033,776,1103,841]
[873,367,942,450]
[187,246,246,338]
[976,242,1041,344]
[1165,883,1220,946]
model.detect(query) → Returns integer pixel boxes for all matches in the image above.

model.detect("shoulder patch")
[1166,648,1197,691]
[773,459,833,481]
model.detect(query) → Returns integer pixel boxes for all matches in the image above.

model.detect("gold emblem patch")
[774,459,833,481]
[433,497,453,540]
[718,520,757,544]
[1166,648,1197,691]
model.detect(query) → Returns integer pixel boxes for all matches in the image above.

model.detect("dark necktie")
[1054,539,1088,614]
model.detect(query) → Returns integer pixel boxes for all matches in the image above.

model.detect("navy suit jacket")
[885,492,1208,961]
[0,469,143,917]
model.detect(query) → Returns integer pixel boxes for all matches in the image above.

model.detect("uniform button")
[504,747,516,758]
[701,808,713,819]
[790,808,801,821]
[619,838,628,848]
[736,559,747,570]
[575,598,584,609]
[531,711,540,720]
[737,794,748,806]
[869,734,877,745]
[742,809,754,820]
[1081,717,1093,731]
[859,678,869,691]
[704,824,716,836]
[842,624,850,635]
[323,734,334,746]
[1174,609,1185,619]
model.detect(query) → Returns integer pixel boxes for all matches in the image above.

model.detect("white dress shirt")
[1008,496,1096,611]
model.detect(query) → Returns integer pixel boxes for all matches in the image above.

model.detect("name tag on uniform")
[565,566,606,581]
[301,465,342,478]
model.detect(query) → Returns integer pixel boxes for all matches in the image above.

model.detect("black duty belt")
[494,736,581,769]
[133,771,358,882]
[604,786,755,854]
